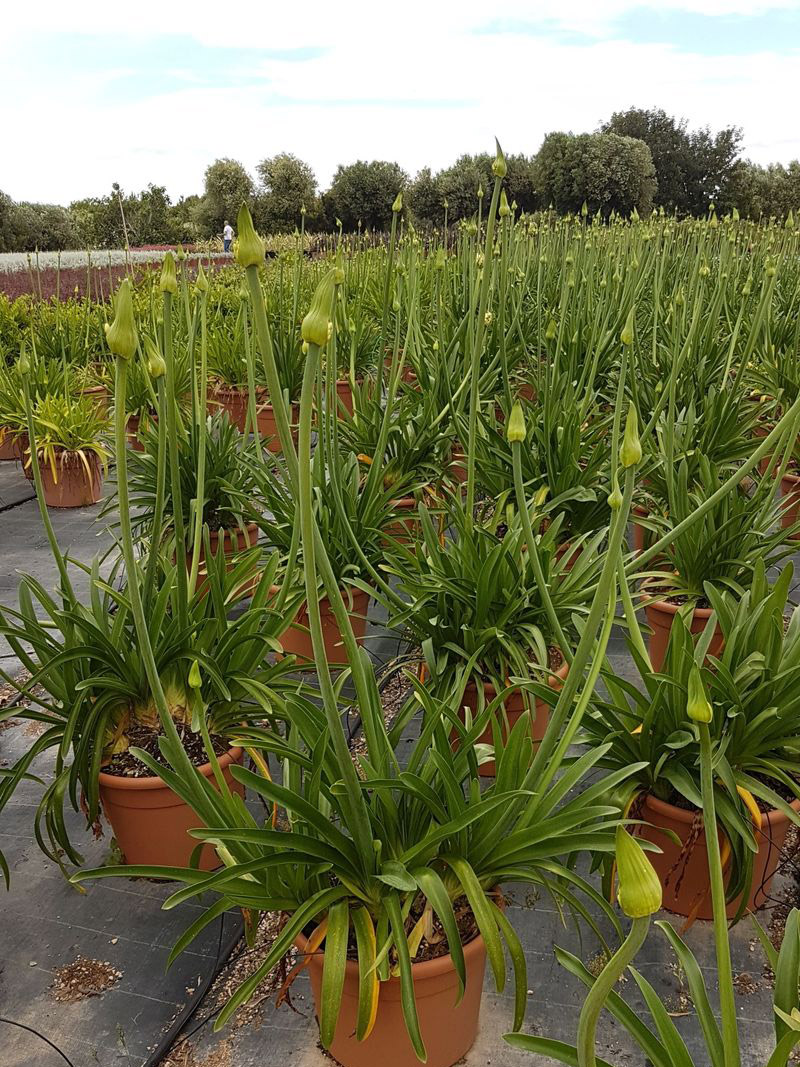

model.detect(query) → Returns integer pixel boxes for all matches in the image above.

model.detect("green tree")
[409,154,538,227]
[255,153,320,232]
[600,107,742,215]
[0,190,15,252]
[10,202,78,251]
[196,158,255,237]
[535,132,656,216]
[323,160,407,231]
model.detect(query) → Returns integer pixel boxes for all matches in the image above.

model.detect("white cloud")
[1,1,798,203]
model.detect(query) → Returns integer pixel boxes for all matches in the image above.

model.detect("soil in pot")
[645,596,724,673]
[457,649,568,777]
[276,587,371,666]
[37,450,103,508]
[99,725,244,869]
[295,894,490,1067]
[635,792,800,920]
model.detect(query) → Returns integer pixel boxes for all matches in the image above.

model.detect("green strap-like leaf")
[385,891,426,1063]
[319,900,350,1049]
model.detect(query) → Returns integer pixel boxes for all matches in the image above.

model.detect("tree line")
[2,108,799,253]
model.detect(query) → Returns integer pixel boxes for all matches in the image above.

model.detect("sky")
[1,0,799,205]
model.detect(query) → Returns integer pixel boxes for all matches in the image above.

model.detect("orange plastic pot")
[126,413,156,452]
[458,658,569,776]
[98,748,244,869]
[277,588,370,666]
[0,428,18,461]
[186,522,259,596]
[335,378,363,417]
[295,922,488,1067]
[645,599,723,673]
[636,793,800,920]
[384,497,420,545]
[780,472,800,539]
[209,384,299,454]
[37,450,103,508]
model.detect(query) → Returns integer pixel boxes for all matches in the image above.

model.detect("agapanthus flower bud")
[499,190,511,217]
[620,406,641,468]
[615,827,662,918]
[621,307,635,346]
[492,139,507,179]
[301,267,339,347]
[188,660,202,690]
[105,279,138,361]
[195,262,209,293]
[235,204,265,268]
[160,252,178,295]
[392,191,403,213]
[687,663,712,723]
[507,402,526,443]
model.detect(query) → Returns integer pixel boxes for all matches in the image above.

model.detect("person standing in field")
[222,220,234,253]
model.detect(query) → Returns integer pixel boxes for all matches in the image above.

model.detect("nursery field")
[3,157,800,1067]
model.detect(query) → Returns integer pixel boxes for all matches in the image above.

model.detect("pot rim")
[644,596,716,620]
[643,791,800,828]
[781,471,800,488]
[464,655,569,695]
[294,896,498,980]
[204,521,259,544]
[99,746,243,791]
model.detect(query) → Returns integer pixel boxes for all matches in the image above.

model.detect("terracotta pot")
[636,793,800,920]
[632,505,648,554]
[186,522,260,596]
[278,588,371,666]
[98,748,244,869]
[645,598,724,673]
[295,922,487,1067]
[780,472,800,539]
[209,384,298,453]
[335,378,362,417]
[126,413,156,452]
[82,383,111,415]
[384,351,417,386]
[458,657,569,777]
[37,450,103,508]
[384,496,420,545]
[753,423,772,477]
[554,540,580,570]
[448,446,468,485]
[0,428,19,461]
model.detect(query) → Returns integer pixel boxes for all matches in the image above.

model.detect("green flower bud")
[301,203,307,216]
[477,183,485,201]
[621,307,635,346]
[507,402,526,443]
[687,663,712,723]
[435,248,446,270]
[176,244,186,262]
[492,139,507,178]
[195,263,209,292]
[301,267,339,347]
[105,279,138,361]
[615,827,662,918]
[786,209,795,229]
[144,337,166,379]
[499,190,511,217]
[160,252,178,294]
[620,406,641,468]
[607,484,623,510]
[545,318,557,341]
[188,660,202,690]
[392,190,403,213]
[484,311,493,326]
[235,203,265,268]
[581,200,588,218]
[732,206,740,221]
[18,344,31,377]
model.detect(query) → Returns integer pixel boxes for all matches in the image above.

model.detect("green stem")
[576,915,650,1067]
[698,721,740,1067]
[162,291,189,627]
[187,290,208,598]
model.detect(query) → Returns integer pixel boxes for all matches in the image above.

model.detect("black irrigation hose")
[142,910,245,1067]
[0,1018,77,1066]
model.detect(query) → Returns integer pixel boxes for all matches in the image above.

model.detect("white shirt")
[223,224,233,240]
